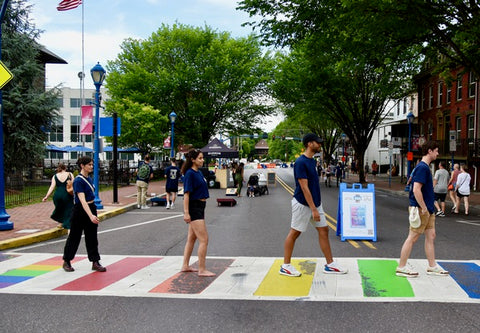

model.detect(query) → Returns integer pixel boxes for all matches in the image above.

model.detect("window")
[420,89,425,111]
[446,85,452,104]
[70,98,95,108]
[71,115,92,142]
[48,151,64,159]
[469,72,477,98]
[468,115,474,139]
[56,97,63,108]
[429,85,434,108]
[457,75,463,101]
[396,102,400,116]
[437,82,443,106]
[49,116,63,142]
[456,117,462,141]
[403,98,407,114]
[427,122,433,140]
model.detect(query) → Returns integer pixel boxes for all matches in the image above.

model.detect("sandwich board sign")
[336,183,377,241]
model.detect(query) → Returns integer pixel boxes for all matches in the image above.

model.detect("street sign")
[0,61,13,89]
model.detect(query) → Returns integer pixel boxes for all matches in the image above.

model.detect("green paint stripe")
[2,269,50,277]
[254,259,316,296]
[358,259,414,297]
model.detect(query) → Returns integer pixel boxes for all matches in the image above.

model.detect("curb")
[0,202,139,251]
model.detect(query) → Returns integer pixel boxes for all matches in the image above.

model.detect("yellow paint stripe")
[20,265,60,271]
[362,241,377,249]
[254,259,316,296]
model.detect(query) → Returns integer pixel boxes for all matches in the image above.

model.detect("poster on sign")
[336,183,377,241]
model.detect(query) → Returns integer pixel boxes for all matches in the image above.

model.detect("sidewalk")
[0,180,166,250]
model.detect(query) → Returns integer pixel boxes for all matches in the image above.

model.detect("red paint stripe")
[54,257,161,291]
[36,256,86,266]
[150,258,234,294]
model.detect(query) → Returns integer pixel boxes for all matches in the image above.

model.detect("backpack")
[138,163,150,180]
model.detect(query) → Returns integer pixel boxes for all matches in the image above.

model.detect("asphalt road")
[3,167,480,332]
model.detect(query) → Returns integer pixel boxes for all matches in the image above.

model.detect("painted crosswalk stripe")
[55,257,161,291]
[150,258,234,294]
[358,259,414,297]
[254,259,316,296]
[0,255,85,289]
[438,261,480,298]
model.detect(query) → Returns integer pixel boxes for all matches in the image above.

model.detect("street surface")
[1,167,480,332]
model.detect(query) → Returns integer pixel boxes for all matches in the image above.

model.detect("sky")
[29,0,282,131]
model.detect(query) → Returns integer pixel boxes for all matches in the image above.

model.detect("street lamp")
[404,111,414,192]
[341,133,346,179]
[91,62,106,209]
[169,111,177,158]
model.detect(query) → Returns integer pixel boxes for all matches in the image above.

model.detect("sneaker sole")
[279,271,301,277]
[395,272,419,278]
[426,271,449,276]
[323,270,348,275]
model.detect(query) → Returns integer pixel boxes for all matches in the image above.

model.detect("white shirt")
[456,172,471,195]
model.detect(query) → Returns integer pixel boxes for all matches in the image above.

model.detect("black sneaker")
[63,261,74,272]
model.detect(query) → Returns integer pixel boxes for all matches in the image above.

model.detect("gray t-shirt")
[434,168,449,193]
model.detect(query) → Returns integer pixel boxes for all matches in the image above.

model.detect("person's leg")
[283,229,301,264]
[455,195,460,213]
[166,191,171,205]
[63,214,83,261]
[424,228,437,268]
[141,182,148,207]
[181,224,198,272]
[136,181,141,208]
[434,199,441,213]
[188,219,215,276]
[398,230,421,268]
[171,192,176,204]
[464,196,469,214]
[316,226,333,264]
[84,218,100,262]
[440,198,446,213]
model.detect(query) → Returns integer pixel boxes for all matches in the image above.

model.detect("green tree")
[106,24,275,148]
[3,0,60,172]
[239,0,420,182]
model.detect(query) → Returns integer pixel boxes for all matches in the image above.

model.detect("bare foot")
[181,266,199,273]
[198,270,216,277]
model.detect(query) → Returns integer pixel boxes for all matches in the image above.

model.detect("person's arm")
[412,182,428,214]
[183,192,191,223]
[77,192,99,224]
[298,178,320,221]
[42,176,56,201]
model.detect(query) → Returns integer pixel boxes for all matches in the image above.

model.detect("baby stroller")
[247,173,269,197]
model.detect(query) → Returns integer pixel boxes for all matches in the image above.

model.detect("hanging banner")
[163,136,171,149]
[80,105,93,134]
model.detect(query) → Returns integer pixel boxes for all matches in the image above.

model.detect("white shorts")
[291,198,327,232]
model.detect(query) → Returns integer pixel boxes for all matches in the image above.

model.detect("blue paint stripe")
[0,275,33,285]
[438,262,480,299]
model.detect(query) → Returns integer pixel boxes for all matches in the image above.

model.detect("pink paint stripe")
[54,257,161,291]
[36,256,86,266]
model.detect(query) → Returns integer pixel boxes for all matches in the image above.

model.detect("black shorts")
[189,200,206,221]
[434,192,447,202]
[166,187,178,193]
[457,190,470,198]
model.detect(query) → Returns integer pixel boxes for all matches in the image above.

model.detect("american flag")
[57,0,82,11]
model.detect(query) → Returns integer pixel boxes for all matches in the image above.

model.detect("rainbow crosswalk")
[0,253,479,303]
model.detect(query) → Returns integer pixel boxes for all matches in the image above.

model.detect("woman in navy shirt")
[62,156,106,273]
[181,149,215,277]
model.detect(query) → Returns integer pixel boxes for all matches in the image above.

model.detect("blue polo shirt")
[183,169,209,200]
[409,161,435,213]
[293,154,321,207]
[73,174,95,204]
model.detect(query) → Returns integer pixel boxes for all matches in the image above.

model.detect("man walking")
[136,154,154,209]
[164,158,181,209]
[433,161,449,217]
[396,141,449,277]
[280,133,348,277]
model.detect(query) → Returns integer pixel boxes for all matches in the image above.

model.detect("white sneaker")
[170,203,175,209]
[141,205,150,209]
[137,204,141,209]
[323,261,348,274]
[279,264,302,277]
[166,203,170,209]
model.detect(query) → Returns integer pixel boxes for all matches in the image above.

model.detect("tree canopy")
[106,24,275,149]
[3,0,60,172]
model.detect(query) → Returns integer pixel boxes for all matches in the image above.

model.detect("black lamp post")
[169,111,177,158]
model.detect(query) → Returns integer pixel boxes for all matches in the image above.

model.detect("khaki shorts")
[410,211,435,234]
[291,198,327,232]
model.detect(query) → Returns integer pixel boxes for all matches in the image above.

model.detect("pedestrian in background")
[62,156,106,273]
[279,133,348,277]
[181,149,215,277]
[454,163,471,215]
[396,141,449,278]
[164,158,181,209]
[448,163,460,212]
[371,160,379,181]
[433,161,449,217]
[42,163,74,229]
[235,162,244,197]
[136,154,154,209]
[335,162,343,187]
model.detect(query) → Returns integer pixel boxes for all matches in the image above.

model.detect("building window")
[56,97,63,108]
[49,116,63,142]
[48,151,64,159]
[421,89,425,111]
[396,101,400,116]
[469,72,476,98]
[71,115,92,142]
[429,85,434,109]
[437,82,443,106]
[456,117,462,141]
[446,85,452,104]
[403,98,407,114]
[70,98,95,108]
[468,115,474,139]
[457,75,463,101]
[427,122,433,140]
